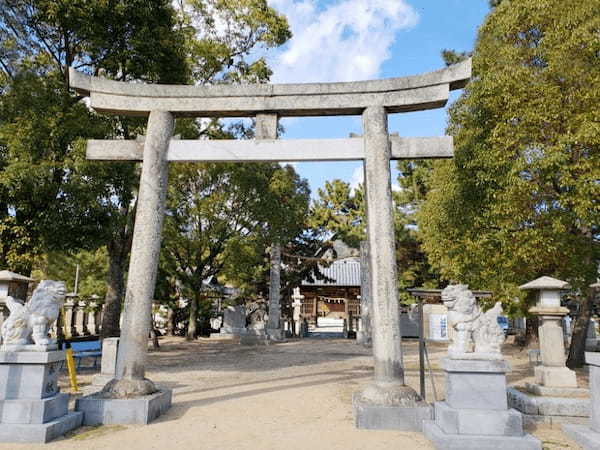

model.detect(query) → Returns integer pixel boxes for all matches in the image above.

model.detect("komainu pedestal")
[423,358,541,450]
[0,351,83,443]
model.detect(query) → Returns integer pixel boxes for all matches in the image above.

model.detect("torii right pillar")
[352,106,432,431]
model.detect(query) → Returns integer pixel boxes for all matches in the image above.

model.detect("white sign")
[429,314,448,341]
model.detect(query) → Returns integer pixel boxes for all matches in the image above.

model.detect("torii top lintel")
[68,59,471,118]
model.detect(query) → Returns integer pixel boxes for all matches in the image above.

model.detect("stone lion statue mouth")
[1,280,66,351]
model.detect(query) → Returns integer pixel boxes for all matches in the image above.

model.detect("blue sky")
[263,0,490,197]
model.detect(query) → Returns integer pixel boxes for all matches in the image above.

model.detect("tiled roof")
[302,258,361,287]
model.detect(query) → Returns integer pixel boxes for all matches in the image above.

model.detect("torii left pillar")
[76,110,174,424]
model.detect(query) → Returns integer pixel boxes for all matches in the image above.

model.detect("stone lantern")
[0,270,33,302]
[0,271,33,326]
[508,276,590,426]
[520,276,577,388]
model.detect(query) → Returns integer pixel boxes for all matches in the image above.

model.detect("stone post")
[92,337,120,387]
[105,110,174,397]
[356,240,372,346]
[563,352,600,447]
[291,287,304,337]
[267,243,283,339]
[353,106,427,431]
[87,301,98,335]
[586,319,599,351]
[79,301,90,336]
[256,113,284,342]
[63,299,75,338]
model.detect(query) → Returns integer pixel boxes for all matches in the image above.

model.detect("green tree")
[418,0,600,366]
[1,0,190,340]
[1,0,291,337]
[310,176,437,301]
[162,162,310,339]
[32,248,109,300]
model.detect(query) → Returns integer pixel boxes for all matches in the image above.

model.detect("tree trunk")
[101,238,127,338]
[186,296,198,341]
[166,307,175,336]
[566,287,594,369]
[150,315,160,349]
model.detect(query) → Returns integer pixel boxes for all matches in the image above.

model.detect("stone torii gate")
[69,59,471,427]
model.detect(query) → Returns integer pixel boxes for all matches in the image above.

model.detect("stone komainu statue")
[246,301,268,330]
[1,280,66,351]
[441,284,505,358]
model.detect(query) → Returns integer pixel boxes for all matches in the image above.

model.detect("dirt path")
[3,338,584,450]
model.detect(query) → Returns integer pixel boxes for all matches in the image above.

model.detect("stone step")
[0,411,83,443]
[0,392,68,424]
[423,420,542,450]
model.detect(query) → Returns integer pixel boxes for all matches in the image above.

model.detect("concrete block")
[352,393,432,431]
[423,420,542,450]
[0,392,68,424]
[434,402,524,436]
[0,411,82,443]
[76,388,172,425]
[534,365,577,388]
[563,424,600,450]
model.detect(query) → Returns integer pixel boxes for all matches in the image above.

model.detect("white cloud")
[268,0,418,83]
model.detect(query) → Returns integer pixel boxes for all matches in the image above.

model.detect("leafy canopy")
[418,0,600,306]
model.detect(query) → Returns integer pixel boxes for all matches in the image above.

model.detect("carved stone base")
[423,357,541,449]
[353,383,431,431]
[0,351,82,443]
[0,351,63,399]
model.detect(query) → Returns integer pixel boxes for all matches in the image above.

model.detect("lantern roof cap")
[0,270,34,282]
[519,276,570,290]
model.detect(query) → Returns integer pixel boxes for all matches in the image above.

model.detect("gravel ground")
[1,337,586,450]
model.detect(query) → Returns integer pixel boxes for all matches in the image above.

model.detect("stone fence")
[0,299,103,339]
